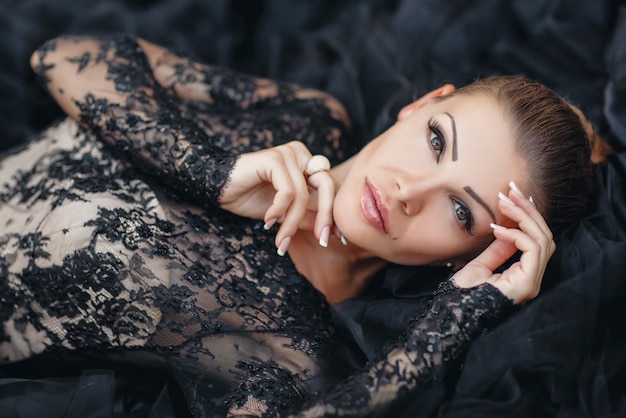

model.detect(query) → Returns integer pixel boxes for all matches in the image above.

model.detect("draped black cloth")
[0,0,625,416]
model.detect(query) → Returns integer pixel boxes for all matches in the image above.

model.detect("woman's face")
[334,90,527,265]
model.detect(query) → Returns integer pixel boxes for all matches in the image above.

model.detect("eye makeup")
[427,117,445,162]
[463,186,496,223]
[452,197,474,235]
[443,112,458,162]
[427,116,475,235]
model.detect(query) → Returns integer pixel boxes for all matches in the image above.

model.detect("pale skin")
[219,84,555,304]
[32,38,556,306]
[220,89,556,305]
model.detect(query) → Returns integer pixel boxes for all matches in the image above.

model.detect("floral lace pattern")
[293,281,513,417]
[0,34,513,417]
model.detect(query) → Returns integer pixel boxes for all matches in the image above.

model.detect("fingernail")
[508,181,525,198]
[340,234,347,246]
[277,236,291,256]
[490,223,507,231]
[264,218,277,230]
[332,226,347,245]
[529,195,534,204]
[319,226,330,248]
[498,192,516,206]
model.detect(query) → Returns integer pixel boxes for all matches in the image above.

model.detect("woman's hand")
[451,181,556,304]
[219,141,339,254]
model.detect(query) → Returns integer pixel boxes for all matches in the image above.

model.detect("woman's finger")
[305,171,336,247]
[466,230,518,272]
[497,191,554,255]
[266,145,313,251]
[262,152,301,224]
[506,181,552,239]
[454,182,556,305]
[488,220,553,303]
[451,235,517,289]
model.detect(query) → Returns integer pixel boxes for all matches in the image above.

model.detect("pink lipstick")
[361,180,389,233]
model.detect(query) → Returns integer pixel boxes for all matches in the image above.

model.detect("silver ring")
[304,155,331,178]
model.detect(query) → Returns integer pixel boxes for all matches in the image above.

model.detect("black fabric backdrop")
[0,0,625,417]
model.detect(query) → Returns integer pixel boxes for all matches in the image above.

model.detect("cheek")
[369,127,418,163]
[390,207,461,263]
[393,205,495,264]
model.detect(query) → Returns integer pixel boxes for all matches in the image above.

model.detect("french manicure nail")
[319,226,330,248]
[508,181,525,198]
[332,225,347,245]
[277,236,291,256]
[264,218,277,230]
[498,192,516,206]
[490,223,507,231]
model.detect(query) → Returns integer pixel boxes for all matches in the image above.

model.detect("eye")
[427,118,445,161]
[430,132,443,155]
[453,199,474,235]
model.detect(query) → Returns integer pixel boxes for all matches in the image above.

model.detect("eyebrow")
[463,186,496,222]
[444,112,458,161]
[441,112,494,223]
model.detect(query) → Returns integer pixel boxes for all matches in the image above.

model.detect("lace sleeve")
[291,281,515,417]
[31,34,348,206]
[136,38,350,131]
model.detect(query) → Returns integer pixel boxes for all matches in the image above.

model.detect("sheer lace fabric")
[0,34,513,417]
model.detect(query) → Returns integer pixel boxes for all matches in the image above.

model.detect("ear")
[397,84,456,121]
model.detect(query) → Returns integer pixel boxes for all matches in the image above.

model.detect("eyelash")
[427,118,445,162]
[427,118,474,235]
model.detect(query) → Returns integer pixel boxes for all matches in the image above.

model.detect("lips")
[361,180,389,233]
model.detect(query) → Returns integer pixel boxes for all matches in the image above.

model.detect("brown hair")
[456,75,609,232]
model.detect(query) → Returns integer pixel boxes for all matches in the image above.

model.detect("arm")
[289,281,514,417]
[136,38,350,129]
[292,183,552,416]
[31,34,235,206]
[30,34,349,207]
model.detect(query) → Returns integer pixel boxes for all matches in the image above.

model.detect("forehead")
[437,92,513,149]
[439,92,504,122]
[436,93,528,220]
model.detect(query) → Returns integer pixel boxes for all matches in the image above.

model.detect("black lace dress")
[0,34,513,417]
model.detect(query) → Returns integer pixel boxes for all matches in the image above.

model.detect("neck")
[288,229,387,303]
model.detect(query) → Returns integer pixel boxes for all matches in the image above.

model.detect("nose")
[395,174,436,216]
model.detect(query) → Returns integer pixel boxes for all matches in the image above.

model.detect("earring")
[432,261,455,269]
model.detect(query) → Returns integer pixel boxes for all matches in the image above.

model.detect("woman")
[0,33,598,416]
